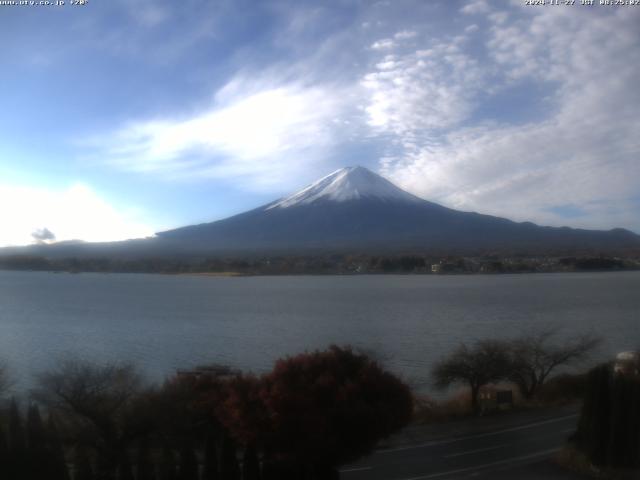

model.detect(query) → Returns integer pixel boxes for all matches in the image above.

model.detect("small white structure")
[614,351,640,377]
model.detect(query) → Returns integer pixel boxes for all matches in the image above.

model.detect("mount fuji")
[152,166,639,255]
[2,166,638,259]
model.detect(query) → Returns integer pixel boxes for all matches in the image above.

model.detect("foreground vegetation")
[573,364,639,468]
[1,330,633,479]
[557,362,640,479]
[431,330,601,414]
[0,346,412,480]
[424,335,640,477]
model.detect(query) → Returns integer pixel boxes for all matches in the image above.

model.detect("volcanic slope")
[153,166,640,255]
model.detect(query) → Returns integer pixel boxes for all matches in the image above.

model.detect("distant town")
[0,253,638,275]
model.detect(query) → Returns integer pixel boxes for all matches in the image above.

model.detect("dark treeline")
[0,346,413,480]
[1,334,636,478]
[0,400,68,480]
[571,362,640,471]
[0,253,638,275]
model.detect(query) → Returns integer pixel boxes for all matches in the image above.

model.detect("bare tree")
[34,358,143,418]
[508,329,602,399]
[33,358,149,480]
[432,340,511,413]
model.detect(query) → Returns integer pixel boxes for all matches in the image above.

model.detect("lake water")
[1,270,638,394]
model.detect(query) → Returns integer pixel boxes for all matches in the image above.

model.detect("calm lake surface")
[1,270,638,393]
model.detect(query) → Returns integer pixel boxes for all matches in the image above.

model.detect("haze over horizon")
[1,0,639,247]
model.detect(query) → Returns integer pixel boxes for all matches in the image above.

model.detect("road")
[340,407,586,480]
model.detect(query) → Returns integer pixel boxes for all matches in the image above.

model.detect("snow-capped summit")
[267,166,422,209]
[149,164,640,255]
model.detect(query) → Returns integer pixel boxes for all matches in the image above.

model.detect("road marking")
[444,443,508,458]
[378,414,578,453]
[397,448,559,480]
[339,466,372,473]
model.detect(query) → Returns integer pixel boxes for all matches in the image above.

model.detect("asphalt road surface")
[340,409,586,480]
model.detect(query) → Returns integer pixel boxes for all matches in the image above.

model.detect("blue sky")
[1,0,639,246]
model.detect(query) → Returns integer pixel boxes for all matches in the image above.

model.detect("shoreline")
[1,268,639,277]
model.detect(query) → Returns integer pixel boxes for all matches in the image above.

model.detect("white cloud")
[132,4,169,27]
[0,184,154,247]
[488,11,508,25]
[370,30,416,51]
[89,85,341,190]
[394,30,417,40]
[384,116,640,231]
[380,7,640,232]
[371,38,396,50]
[460,0,490,15]
[71,2,639,233]
[361,37,483,137]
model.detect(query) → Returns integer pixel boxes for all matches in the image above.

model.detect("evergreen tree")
[116,452,135,480]
[26,404,48,479]
[260,460,297,480]
[95,445,120,480]
[46,414,71,480]
[27,404,46,450]
[607,374,640,467]
[573,363,640,469]
[9,399,26,449]
[75,445,95,480]
[202,433,219,480]
[178,442,199,480]
[219,434,240,480]
[8,399,27,479]
[574,364,612,466]
[157,444,178,480]
[0,422,9,473]
[242,444,260,480]
[135,437,155,480]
